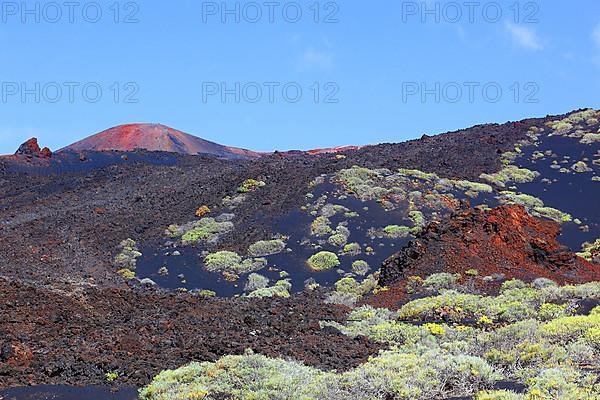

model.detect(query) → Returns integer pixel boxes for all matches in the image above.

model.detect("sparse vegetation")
[577,239,600,262]
[480,166,540,188]
[328,224,351,247]
[247,239,286,257]
[113,238,142,271]
[204,251,266,276]
[342,242,361,256]
[247,280,292,298]
[325,275,379,307]
[307,251,340,271]
[351,260,370,276]
[104,371,119,383]
[244,273,270,291]
[383,225,411,238]
[237,178,266,193]
[498,192,573,224]
[311,215,333,237]
[166,217,234,245]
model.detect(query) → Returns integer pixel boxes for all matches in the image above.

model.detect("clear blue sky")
[1,1,600,154]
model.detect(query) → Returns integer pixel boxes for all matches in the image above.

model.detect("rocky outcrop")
[379,205,600,290]
[15,138,52,159]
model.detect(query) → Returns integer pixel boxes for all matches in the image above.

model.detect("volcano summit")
[59,123,261,159]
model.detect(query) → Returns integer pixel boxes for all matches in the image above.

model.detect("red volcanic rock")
[15,138,52,159]
[371,205,600,308]
[59,123,261,159]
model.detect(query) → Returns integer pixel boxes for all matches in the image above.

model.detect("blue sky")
[1,1,600,154]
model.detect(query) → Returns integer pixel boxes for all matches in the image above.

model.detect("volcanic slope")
[59,123,260,159]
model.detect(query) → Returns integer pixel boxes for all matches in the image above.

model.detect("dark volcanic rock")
[0,279,382,388]
[15,138,52,159]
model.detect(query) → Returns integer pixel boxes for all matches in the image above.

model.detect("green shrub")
[171,218,234,245]
[581,133,600,144]
[320,203,350,218]
[531,207,573,224]
[114,238,142,271]
[351,260,370,276]
[480,167,540,187]
[247,280,292,298]
[398,287,539,323]
[204,251,266,275]
[531,278,557,289]
[525,367,599,400]
[343,350,499,399]
[321,305,396,339]
[422,273,461,293]
[248,239,286,257]
[454,180,494,194]
[326,275,379,307]
[336,166,393,201]
[244,273,270,291]
[307,251,340,271]
[342,242,361,256]
[197,290,216,298]
[577,239,599,262]
[398,291,485,322]
[498,192,544,209]
[139,351,328,400]
[537,303,568,321]
[237,179,266,193]
[383,225,411,238]
[571,161,593,173]
[546,120,574,133]
[141,349,499,400]
[328,225,351,247]
[398,168,439,181]
[334,277,361,294]
[311,216,333,237]
[142,276,600,400]
[501,279,528,292]
[541,314,600,343]
[117,268,136,280]
[105,371,119,382]
[408,210,426,230]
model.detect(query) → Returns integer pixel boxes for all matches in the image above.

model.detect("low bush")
[114,238,142,271]
[168,218,234,245]
[577,239,600,262]
[311,216,333,237]
[141,349,499,400]
[328,225,351,247]
[237,179,266,193]
[244,273,270,291]
[480,166,540,188]
[383,225,411,238]
[247,280,292,298]
[342,242,361,256]
[307,251,340,271]
[541,314,600,344]
[204,251,266,275]
[351,260,370,276]
[422,272,461,293]
[247,239,286,257]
